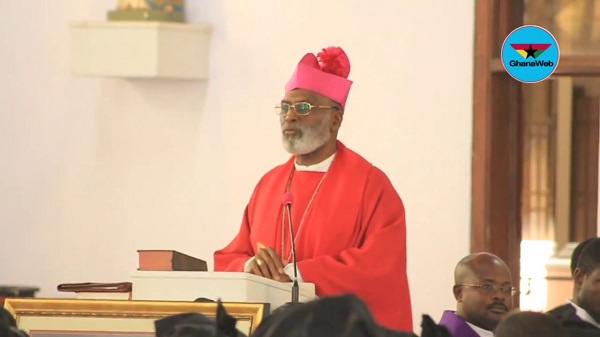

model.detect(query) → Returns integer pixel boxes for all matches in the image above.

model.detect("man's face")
[455,263,514,331]
[279,89,338,155]
[576,268,600,321]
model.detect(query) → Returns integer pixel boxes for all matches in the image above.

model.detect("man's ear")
[330,110,343,132]
[453,285,463,302]
[574,268,586,288]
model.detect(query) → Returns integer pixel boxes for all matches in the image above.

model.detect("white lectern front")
[131,271,316,310]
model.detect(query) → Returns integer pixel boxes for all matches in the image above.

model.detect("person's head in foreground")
[419,314,453,337]
[154,300,246,337]
[0,308,28,337]
[494,311,566,337]
[250,294,416,337]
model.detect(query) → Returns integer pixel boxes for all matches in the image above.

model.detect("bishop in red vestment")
[214,46,413,332]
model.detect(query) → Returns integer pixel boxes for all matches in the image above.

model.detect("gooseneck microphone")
[282,192,299,303]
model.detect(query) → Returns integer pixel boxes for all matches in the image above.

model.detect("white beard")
[281,113,331,155]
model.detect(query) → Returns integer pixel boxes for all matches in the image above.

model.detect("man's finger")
[277,273,292,283]
[255,252,273,279]
[263,247,285,274]
[249,260,264,277]
[257,249,282,279]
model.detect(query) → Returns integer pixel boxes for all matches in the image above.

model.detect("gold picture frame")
[4,299,269,336]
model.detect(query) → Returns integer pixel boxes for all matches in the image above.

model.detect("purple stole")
[438,311,484,337]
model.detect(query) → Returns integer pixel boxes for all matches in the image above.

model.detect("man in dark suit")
[547,237,600,336]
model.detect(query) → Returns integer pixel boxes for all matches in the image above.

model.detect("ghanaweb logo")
[501,26,560,83]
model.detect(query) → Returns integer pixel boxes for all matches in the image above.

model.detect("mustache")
[486,302,508,311]
[281,122,306,131]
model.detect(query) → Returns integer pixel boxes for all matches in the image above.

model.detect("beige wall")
[0,0,475,330]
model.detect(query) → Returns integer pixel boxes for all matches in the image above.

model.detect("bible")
[138,250,207,271]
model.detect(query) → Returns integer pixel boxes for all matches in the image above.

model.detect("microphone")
[282,192,299,303]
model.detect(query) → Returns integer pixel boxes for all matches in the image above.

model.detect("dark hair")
[575,238,600,276]
[570,237,596,275]
[251,294,415,337]
[0,326,29,337]
[0,309,16,328]
[154,301,245,337]
[420,314,452,337]
[495,311,565,337]
[0,308,29,337]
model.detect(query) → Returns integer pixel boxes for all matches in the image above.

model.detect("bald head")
[454,253,512,284]
[453,252,514,331]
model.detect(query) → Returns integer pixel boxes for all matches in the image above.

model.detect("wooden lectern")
[131,271,317,310]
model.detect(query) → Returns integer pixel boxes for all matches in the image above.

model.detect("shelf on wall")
[69,21,212,80]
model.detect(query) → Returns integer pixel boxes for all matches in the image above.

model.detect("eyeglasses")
[275,102,339,116]
[458,283,517,296]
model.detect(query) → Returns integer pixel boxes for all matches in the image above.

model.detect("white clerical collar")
[294,152,336,172]
[568,300,600,328]
[466,322,493,337]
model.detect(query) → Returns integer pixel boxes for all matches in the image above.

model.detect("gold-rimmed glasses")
[457,283,518,296]
[275,102,339,116]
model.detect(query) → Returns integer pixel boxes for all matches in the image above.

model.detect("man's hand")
[249,245,290,282]
[278,273,292,282]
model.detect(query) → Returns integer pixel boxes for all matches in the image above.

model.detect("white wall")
[0,0,474,331]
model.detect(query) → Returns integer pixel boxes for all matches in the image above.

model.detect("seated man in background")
[439,252,514,337]
[547,237,600,336]
[494,311,565,337]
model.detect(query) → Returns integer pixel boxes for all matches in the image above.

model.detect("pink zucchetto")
[285,46,353,109]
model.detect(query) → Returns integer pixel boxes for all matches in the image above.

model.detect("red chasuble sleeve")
[214,171,282,271]
[297,167,412,331]
[213,205,254,272]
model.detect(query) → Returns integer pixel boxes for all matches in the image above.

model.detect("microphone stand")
[286,203,299,303]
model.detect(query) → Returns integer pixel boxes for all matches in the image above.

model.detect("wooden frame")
[4,299,268,337]
[473,0,600,309]
[472,0,523,307]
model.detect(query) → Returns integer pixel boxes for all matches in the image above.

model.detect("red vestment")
[214,141,412,331]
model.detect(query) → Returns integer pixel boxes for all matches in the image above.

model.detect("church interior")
[1,1,599,336]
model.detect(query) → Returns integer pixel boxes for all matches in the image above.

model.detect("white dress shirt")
[466,322,493,337]
[568,300,600,328]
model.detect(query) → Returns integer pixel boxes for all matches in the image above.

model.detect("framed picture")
[4,299,269,336]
